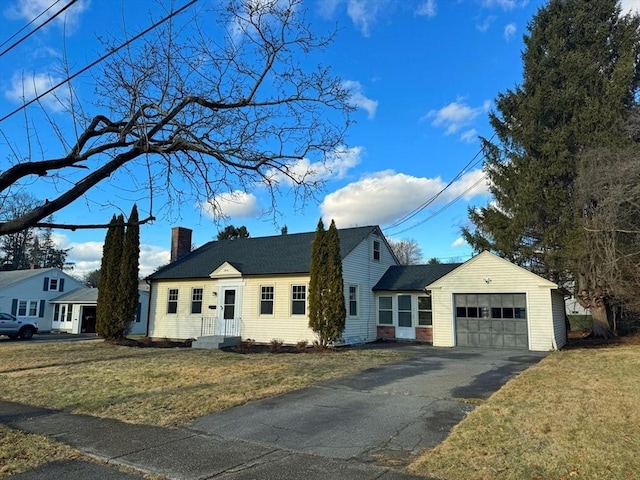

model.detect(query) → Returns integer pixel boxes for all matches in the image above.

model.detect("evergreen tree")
[217,225,250,240]
[462,0,639,337]
[116,205,140,337]
[97,215,124,338]
[308,219,346,347]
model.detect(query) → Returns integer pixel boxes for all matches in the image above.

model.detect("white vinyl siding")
[428,252,564,352]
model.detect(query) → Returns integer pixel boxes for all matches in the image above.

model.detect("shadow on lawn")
[564,331,640,350]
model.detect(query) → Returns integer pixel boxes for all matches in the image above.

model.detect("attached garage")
[428,251,567,351]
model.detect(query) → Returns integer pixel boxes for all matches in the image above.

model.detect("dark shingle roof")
[148,226,382,280]
[373,263,462,291]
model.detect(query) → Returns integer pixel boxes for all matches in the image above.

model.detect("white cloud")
[5,71,71,112]
[504,23,517,41]
[319,0,393,36]
[619,0,640,13]
[416,0,437,17]
[476,15,496,32]
[460,129,478,143]
[425,99,490,135]
[451,237,466,248]
[321,169,489,227]
[199,191,260,220]
[342,80,378,119]
[59,236,170,280]
[481,0,526,11]
[267,145,363,186]
[4,0,89,33]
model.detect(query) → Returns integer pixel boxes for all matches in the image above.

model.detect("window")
[291,285,306,315]
[418,294,433,326]
[260,286,274,315]
[456,294,527,320]
[398,295,412,327]
[191,288,203,314]
[66,305,72,322]
[373,240,381,261]
[167,289,178,314]
[49,279,58,291]
[348,285,358,317]
[378,296,392,325]
[17,300,39,317]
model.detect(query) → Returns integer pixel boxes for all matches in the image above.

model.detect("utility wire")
[0,0,62,49]
[0,0,78,57]
[0,0,199,123]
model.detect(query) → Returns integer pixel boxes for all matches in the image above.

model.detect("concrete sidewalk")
[0,400,424,480]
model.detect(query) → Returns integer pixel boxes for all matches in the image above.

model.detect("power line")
[0,0,199,123]
[0,0,78,58]
[0,0,62,49]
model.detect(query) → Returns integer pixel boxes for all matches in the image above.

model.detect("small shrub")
[295,340,308,352]
[270,338,284,353]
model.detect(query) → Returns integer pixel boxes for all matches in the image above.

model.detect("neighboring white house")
[0,268,85,332]
[147,227,567,352]
[49,287,149,335]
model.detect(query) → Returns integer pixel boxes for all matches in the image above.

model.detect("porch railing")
[200,316,241,337]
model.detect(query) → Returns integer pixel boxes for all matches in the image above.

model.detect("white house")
[49,287,149,335]
[0,268,84,332]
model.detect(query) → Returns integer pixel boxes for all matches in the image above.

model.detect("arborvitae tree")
[97,214,125,339]
[323,220,346,343]
[116,205,140,337]
[217,225,250,240]
[462,0,639,337]
[308,219,327,344]
[308,219,346,347]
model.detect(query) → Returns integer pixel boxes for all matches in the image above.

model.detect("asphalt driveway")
[189,345,546,466]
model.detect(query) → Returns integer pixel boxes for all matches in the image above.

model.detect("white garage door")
[455,293,528,349]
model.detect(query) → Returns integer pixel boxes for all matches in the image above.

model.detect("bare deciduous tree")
[573,146,640,337]
[388,238,423,265]
[0,0,352,235]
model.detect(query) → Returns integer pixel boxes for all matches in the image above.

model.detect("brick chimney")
[171,227,192,263]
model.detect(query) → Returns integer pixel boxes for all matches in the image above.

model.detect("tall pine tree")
[308,219,346,347]
[463,0,639,337]
[116,205,140,337]
[97,214,125,339]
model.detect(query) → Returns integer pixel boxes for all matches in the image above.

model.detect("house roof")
[148,225,383,280]
[373,263,462,291]
[0,267,60,289]
[51,287,98,303]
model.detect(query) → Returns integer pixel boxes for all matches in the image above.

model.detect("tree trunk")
[590,302,613,339]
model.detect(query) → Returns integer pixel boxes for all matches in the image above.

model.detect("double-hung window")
[378,296,392,325]
[373,240,381,261]
[191,288,203,314]
[291,285,306,315]
[260,286,274,315]
[18,300,39,317]
[349,285,358,317]
[418,293,433,326]
[167,289,178,314]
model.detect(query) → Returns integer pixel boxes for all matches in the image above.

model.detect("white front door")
[396,294,415,339]
[216,286,241,336]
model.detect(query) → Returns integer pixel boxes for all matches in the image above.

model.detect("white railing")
[201,317,241,337]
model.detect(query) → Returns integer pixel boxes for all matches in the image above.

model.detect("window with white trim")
[167,289,178,314]
[373,240,381,261]
[191,288,203,314]
[418,293,433,326]
[291,285,306,315]
[18,300,39,317]
[349,285,358,317]
[378,296,392,325]
[49,278,58,291]
[260,286,274,315]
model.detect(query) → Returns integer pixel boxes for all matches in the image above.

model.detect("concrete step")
[192,335,241,350]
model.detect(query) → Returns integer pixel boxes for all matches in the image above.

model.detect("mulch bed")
[108,337,193,348]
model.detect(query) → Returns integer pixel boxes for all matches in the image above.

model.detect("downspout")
[145,278,152,338]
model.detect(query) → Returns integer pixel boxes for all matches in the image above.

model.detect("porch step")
[192,335,241,350]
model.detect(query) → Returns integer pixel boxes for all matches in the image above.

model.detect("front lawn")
[408,338,640,480]
[0,340,408,427]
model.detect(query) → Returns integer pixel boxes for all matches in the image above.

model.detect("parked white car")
[0,312,38,339]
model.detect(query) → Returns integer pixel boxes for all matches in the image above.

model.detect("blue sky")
[2,0,638,278]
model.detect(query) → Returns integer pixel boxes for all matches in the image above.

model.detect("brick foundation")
[376,325,396,340]
[415,327,433,343]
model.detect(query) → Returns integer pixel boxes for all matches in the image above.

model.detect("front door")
[216,287,241,336]
[396,294,415,339]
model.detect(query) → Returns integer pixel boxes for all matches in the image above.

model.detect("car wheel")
[19,326,35,340]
